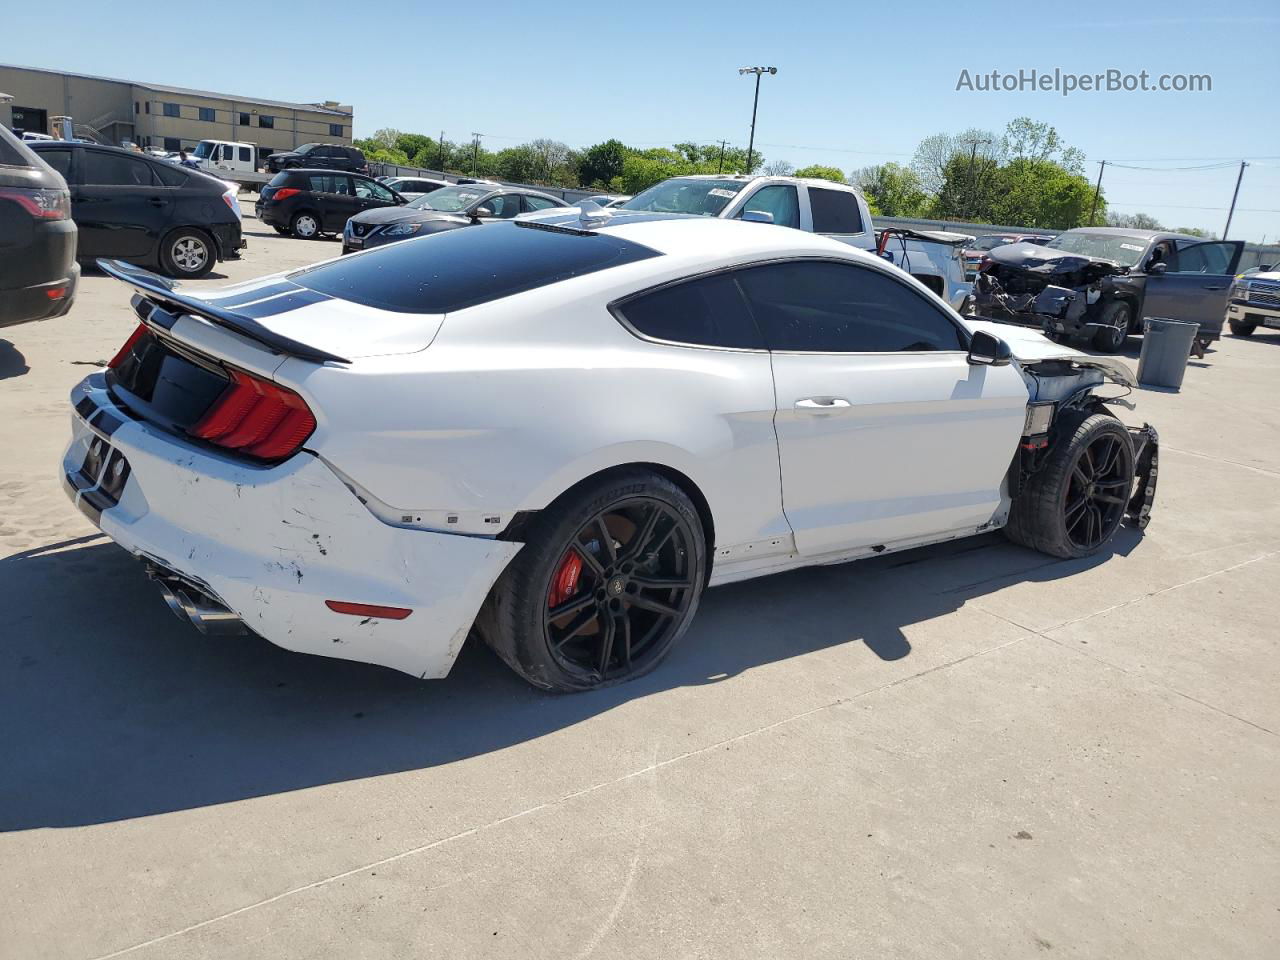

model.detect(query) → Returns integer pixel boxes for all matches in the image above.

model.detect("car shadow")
[0,340,29,380]
[0,527,1139,831]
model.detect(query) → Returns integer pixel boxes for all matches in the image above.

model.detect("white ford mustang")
[64,212,1157,691]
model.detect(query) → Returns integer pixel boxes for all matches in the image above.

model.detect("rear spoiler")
[877,227,971,253]
[97,259,350,365]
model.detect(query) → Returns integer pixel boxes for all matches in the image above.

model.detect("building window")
[239,112,250,126]
[163,102,180,118]
[134,102,139,115]
[198,107,215,122]
[329,123,344,138]
[259,115,274,129]
[164,137,181,152]
[144,101,150,114]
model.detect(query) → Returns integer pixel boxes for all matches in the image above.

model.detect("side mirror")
[1148,261,1167,275]
[1259,264,1273,272]
[967,330,1012,366]
[472,204,494,220]
[742,209,774,224]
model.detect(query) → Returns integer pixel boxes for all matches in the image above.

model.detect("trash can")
[1137,317,1200,390]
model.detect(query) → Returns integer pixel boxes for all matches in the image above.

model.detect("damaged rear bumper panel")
[62,373,522,679]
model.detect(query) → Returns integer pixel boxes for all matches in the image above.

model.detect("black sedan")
[342,184,566,254]
[30,141,243,279]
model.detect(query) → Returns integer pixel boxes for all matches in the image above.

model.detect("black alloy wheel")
[542,498,698,683]
[1062,432,1131,550]
[477,469,706,691]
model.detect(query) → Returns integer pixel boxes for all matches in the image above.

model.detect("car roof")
[664,173,864,194]
[1061,226,1203,243]
[582,211,877,261]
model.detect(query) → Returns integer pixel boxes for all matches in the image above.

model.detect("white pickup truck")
[616,175,971,310]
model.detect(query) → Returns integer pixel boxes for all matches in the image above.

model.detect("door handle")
[149,198,169,207]
[1203,285,1225,291]
[795,397,851,411]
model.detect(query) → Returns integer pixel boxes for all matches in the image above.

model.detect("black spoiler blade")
[97,259,350,365]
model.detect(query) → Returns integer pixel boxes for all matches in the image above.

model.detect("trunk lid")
[965,319,1137,387]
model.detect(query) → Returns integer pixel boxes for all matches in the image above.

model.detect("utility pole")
[738,66,777,174]
[962,138,991,219]
[438,129,445,173]
[1089,160,1107,226]
[717,139,727,174]
[1223,160,1248,240]
[470,132,482,177]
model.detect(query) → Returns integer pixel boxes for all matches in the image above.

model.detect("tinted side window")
[736,185,800,229]
[83,151,156,186]
[808,188,864,234]
[354,179,394,201]
[1169,242,1232,274]
[38,148,73,179]
[238,146,251,162]
[736,261,966,353]
[524,195,560,212]
[154,163,187,187]
[307,174,350,194]
[615,273,763,350]
[482,194,521,218]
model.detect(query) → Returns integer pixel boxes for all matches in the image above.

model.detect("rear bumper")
[62,373,522,679]
[0,261,79,329]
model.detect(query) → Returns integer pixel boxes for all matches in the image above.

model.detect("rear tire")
[477,469,706,692]
[1229,320,1257,337]
[159,228,214,279]
[1091,301,1131,353]
[290,211,321,240]
[1005,411,1135,559]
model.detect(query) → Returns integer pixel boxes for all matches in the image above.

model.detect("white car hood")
[965,319,1137,387]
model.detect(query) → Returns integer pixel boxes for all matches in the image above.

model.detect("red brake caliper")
[548,550,583,609]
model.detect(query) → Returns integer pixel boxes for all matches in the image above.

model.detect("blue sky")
[8,2,1278,241]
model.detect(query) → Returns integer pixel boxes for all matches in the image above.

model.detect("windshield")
[193,142,216,159]
[1047,231,1150,267]
[622,179,748,216]
[295,143,319,155]
[413,185,488,212]
[973,235,1015,251]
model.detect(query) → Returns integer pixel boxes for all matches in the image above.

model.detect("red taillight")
[0,185,71,219]
[189,368,316,461]
[45,286,68,300]
[108,324,148,369]
[325,601,413,620]
[270,187,301,201]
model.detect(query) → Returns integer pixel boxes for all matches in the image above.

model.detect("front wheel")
[1092,301,1131,353]
[1005,411,1136,559]
[1229,320,1257,337]
[159,228,214,279]
[478,469,706,691]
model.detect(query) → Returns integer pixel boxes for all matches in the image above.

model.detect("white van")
[191,140,257,174]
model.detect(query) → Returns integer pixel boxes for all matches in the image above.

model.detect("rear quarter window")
[808,188,865,234]
[291,221,660,314]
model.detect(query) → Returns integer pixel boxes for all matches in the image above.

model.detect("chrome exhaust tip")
[154,576,246,636]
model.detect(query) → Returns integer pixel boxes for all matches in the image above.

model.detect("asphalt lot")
[1,204,1277,959]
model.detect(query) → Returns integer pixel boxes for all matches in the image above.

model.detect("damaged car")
[972,227,1243,353]
[64,213,1156,691]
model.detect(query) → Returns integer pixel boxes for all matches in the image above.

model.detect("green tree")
[851,163,930,217]
[394,133,433,162]
[793,164,845,183]
[1108,211,1164,230]
[578,139,630,188]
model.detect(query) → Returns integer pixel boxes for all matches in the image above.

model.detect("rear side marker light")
[45,287,67,300]
[108,324,148,369]
[189,368,317,461]
[325,601,413,620]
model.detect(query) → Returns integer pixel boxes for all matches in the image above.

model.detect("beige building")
[0,63,353,164]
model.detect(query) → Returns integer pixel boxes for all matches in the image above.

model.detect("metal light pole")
[470,132,482,177]
[738,66,777,174]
